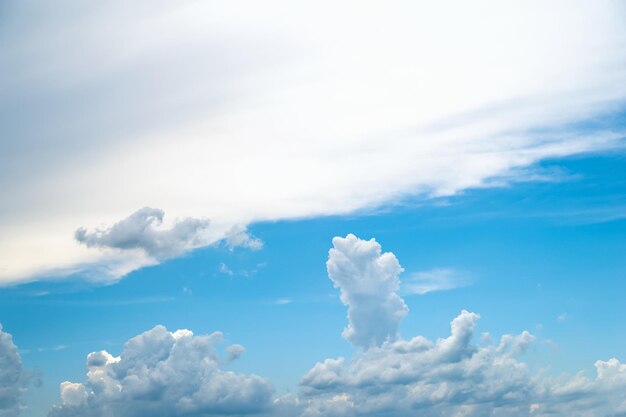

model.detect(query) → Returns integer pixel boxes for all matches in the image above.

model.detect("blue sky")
[2,2,626,417]
[4,150,626,416]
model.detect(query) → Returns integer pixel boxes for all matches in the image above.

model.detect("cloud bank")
[301,235,626,417]
[300,311,626,417]
[46,234,626,416]
[48,326,274,417]
[0,325,23,417]
[1,1,626,283]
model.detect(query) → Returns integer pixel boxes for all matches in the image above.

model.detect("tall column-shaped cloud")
[327,234,408,348]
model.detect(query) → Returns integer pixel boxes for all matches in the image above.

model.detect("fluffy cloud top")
[327,234,408,348]
[0,325,23,417]
[1,1,626,283]
[48,326,274,417]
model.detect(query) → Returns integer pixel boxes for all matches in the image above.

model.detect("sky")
[1,1,626,416]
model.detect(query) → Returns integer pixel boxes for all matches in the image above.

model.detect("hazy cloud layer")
[327,234,408,348]
[48,326,274,417]
[1,1,626,283]
[0,325,23,417]
[402,268,471,295]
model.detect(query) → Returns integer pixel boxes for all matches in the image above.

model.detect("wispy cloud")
[2,1,626,284]
[402,268,472,295]
[218,263,234,276]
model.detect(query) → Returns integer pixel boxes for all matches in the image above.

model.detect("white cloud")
[1,1,626,284]
[43,234,626,416]
[327,234,408,348]
[0,324,23,417]
[48,325,274,417]
[402,268,471,295]
[223,225,263,251]
[300,235,626,417]
[301,310,626,417]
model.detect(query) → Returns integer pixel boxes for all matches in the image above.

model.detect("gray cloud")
[75,207,211,260]
[327,234,408,348]
[48,326,274,417]
[0,324,23,417]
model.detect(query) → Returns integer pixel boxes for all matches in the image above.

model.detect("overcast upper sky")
[1,1,626,416]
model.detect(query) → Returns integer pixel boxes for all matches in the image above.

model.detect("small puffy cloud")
[75,207,210,260]
[402,268,471,295]
[48,326,274,417]
[327,234,408,348]
[0,324,23,417]
[225,344,245,362]
[223,225,263,251]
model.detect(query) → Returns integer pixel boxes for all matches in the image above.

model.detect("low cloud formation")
[301,312,626,417]
[300,234,626,417]
[0,324,23,417]
[48,326,274,417]
[75,208,211,260]
[46,234,626,416]
[327,234,408,348]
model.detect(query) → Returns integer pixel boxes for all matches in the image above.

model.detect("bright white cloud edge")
[1,0,626,284]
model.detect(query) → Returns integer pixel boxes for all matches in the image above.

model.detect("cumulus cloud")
[2,1,626,284]
[300,235,626,417]
[75,207,210,260]
[45,234,626,416]
[327,234,408,348]
[48,325,273,417]
[0,324,23,417]
[301,312,626,417]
